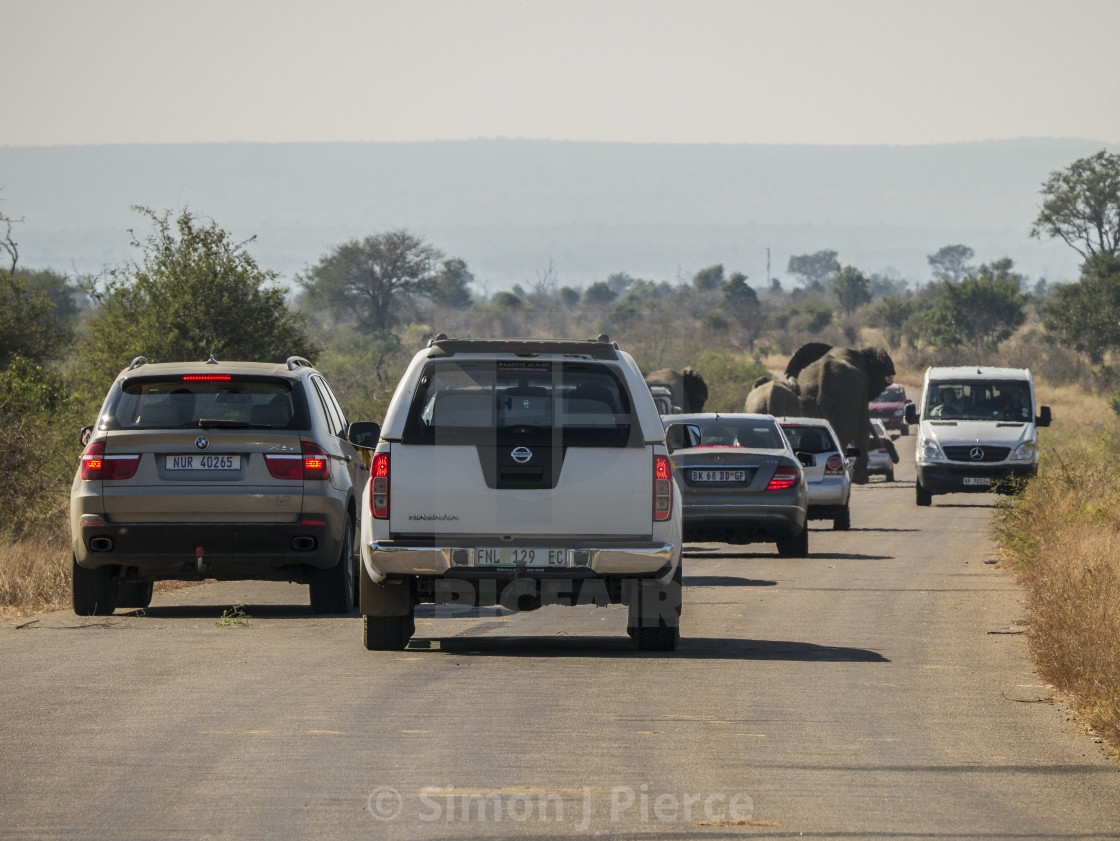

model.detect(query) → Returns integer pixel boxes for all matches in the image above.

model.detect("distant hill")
[1,138,1112,291]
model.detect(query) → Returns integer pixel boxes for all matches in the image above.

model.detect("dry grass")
[994,389,1120,751]
[0,530,72,619]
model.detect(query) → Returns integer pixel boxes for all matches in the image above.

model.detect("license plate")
[691,469,746,483]
[474,547,570,567]
[963,477,991,487]
[166,454,241,470]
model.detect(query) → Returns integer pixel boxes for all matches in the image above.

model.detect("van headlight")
[1010,441,1037,461]
[918,436,945,462]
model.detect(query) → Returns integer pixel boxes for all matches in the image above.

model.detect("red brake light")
[80,441,140,480]
[302,441,330,480]
[371,453,389,519]
[824,454,844,474]
[767,465,801,491]
[653,454,673,521]
[181,375,231,381]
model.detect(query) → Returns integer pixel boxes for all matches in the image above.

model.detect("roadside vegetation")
[1,152,1119,752]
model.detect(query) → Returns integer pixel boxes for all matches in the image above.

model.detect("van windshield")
[924,380,1032,422]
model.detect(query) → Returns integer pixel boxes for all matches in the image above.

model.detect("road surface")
[2,438,1118,839]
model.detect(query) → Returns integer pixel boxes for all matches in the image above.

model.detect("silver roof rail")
[286,356,314,371]
[128,356,148,370]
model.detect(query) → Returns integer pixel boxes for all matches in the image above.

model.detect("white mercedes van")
[906,366,1051,506]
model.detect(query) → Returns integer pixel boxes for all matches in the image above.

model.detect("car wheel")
[117,581,154,609]
[627,563,682,652]
[776,527,810,558]
[916,481,932,507]
[363,613,415,650]
[833,506,851,531]
[71,555,118,616]
[309,522,355,615]
[900,424,909,436]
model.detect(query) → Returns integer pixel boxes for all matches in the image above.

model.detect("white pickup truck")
[346,335,686,651]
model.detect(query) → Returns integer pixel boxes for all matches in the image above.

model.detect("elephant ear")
[751,376,772,390]
[683,367,708,411]
[785,342,833,379]
[861,347,896,396]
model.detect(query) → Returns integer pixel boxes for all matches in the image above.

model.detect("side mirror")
[796,451,815,468]
[346,421,381,449]
[846,446,861,458]
[1036,405,1052,428]
[79,426,93,446]
[665,423,700,452]
[905,403,919,425]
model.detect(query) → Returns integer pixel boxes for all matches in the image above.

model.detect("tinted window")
[311,377,345,435]
[689,417,784,449]
[402,360,637,447]
[104,377,307,430]
[781,425,837,454]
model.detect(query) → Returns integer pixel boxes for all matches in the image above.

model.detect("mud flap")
[359,563,412,616]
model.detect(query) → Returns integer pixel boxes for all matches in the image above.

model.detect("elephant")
[743,376,803,416]
[644,367,708,413]
[784,343,896,484]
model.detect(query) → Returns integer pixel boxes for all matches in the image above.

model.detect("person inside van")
[929,387,961,418]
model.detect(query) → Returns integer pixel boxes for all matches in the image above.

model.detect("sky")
[3,0,1120,148]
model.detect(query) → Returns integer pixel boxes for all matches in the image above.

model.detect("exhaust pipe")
[291,536,317,552]
[89,536,114,552]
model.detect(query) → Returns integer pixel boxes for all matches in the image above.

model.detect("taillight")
[80,441,140,480]
[371,453,389,519]
[653,455,673,521]
[824,454,844,475]
[301,441,330,480]
[264,442,332,480]
[767,464,801,491]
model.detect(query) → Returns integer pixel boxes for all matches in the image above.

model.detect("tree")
[915,261,1027,352]
[15,267,87,327]
[927,244,975,283]
[300,229,443,332]
[692,264,725,292]
[583,281,618,306]
[787,250,839,291]
[427,257,475,308]
[0,273,69,367]
[1042,253,1120,364]
[1,189,20,278]
[1031,149,1120,259]
[867,295,915,350]
[76,207,316,392]
[833,265,872,314]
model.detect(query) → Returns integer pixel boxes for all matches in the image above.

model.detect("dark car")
[869,383,909,435]
[665,413,810,557]
[70,356,371,616]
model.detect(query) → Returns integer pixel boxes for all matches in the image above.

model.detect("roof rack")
[426,336,620,359]
[286,356,314,371]
[128,356,148,370]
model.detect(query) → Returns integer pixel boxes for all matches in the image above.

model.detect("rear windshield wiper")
[198,418,251,429]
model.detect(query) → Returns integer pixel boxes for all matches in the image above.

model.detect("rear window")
[101,376,308,431]
[781,425,838,454]
[402,360,637,447]
[689,417,785,449]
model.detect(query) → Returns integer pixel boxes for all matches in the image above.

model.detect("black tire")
[72,556,117,616]
[916,481,932,507]
[833,506,851,531]
[776,526,810,558]
[309,522,355,615]
[117,581,153,609]
[363,613,415,650]
[627,562,682,652]
[900,424,909,436]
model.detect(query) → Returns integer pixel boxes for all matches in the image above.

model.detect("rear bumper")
[363,539,677,583]
[72,519,344,578]
[680,503,805,543]
[916,462,1037,494]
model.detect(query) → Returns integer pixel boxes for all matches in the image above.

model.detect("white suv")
[346,335,685,651]
[776,417,855,530]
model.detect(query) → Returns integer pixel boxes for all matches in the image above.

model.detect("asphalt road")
[3,438,1119,840]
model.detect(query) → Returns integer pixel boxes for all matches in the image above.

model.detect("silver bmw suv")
[70,356,368,615]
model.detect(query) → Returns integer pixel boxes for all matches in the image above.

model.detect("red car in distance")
[869,383,910,435]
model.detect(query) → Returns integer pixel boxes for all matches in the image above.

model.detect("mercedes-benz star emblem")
[511,446,532,464]
[195,436,210,450]
[969,446,984,461]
